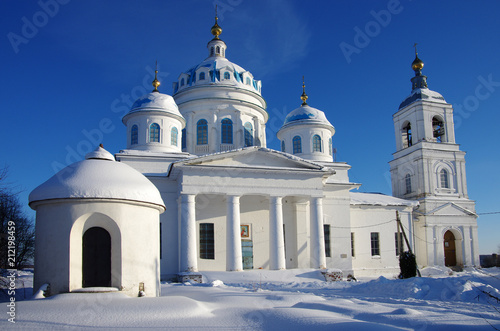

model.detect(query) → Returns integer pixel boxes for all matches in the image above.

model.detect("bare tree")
[0,167,35,269]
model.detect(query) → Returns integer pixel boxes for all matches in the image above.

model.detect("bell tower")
[389,47,479,268]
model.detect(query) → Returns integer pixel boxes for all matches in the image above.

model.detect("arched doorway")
[83,227,111,287]
[443,230,456,266]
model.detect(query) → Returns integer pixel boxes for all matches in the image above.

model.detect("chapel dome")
[282,105,334,129]
[29,146,165,209]
[125,91,182,119]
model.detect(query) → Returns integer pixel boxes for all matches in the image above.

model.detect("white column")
[226,195,243,271]
[310,197,326,269]
[188,113,195,153]
[179,194,198,272]
[435,226,445,266]
[269,196,286,270]
[461,226,472,266]
[253,117,260,147]
[471,225,479,266]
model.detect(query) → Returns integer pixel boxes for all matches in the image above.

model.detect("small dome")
[282,105,333,128]
[127,92,182,117]
[29,146,165,209]
[412,55,424,72]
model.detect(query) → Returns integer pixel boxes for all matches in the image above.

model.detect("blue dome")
[282,105,333,128]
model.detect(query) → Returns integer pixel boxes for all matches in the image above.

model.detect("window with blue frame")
[313,135,322,152]
[216,46,220,54]
[440,169,449,188]
[224,72,230,80]
[171,127,178,146]
[244,122,253,147]
[292,136,302,154]
[281,140,285,153]
[182,128,187,150]
[221,118,233,144]
[180,78,185,86]
[197,119,208,145]
[131,125,138,145]
[200,223,214,259]
[199,72,205,80]
[149,123,160,143]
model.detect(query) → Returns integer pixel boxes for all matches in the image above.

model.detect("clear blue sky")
[1,0,499,254]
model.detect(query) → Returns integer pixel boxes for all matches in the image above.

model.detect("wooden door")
[443,230,456,266]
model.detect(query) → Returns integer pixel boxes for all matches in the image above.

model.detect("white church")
[28,15,479,297]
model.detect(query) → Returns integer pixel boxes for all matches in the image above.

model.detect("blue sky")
[1,0,499,254]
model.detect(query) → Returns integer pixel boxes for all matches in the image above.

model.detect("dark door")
[444,230,456,266]
[242,240,253,270]
[83,227,111,287]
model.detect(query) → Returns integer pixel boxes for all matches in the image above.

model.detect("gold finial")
[211,5,222,39]
[152,60,160,92]
[411,43,424,72]
[300,76,308,106]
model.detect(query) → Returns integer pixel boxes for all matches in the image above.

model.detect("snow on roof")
[281,105,334,130]
[125,91,183,121]
[399,87,447,109]
[350,192,418,207]
[29,146,165,209]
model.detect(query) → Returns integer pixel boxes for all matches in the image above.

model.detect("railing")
[220,144,235,152]
[195,145,210,154]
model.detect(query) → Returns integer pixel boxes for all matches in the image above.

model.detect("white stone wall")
[350,205,413,277]
[33,199,161,297]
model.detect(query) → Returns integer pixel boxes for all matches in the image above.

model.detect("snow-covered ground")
[1,267,500,330]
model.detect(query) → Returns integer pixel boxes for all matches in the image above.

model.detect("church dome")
[398,87,447,110]
[29,146,165,209]
[282,105,334,129]
[125,91,183,120]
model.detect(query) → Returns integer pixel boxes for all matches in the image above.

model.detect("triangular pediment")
[426,202,477,217]
[178,147,325,171]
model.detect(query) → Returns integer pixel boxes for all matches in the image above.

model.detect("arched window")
[197,119,208,145]
[216,46,220,54]
[328,137,333,156]
[440,169,450,188]
[244,122,253,147]
[224,72,230,80]
[403,122,412,148]
[182,128,187,150]
[405,174,412,194]
[313,135,322,152]
[199,72,205,80]
[281,140,285,153]
[293,136,302,154]
[246,77,251,85]
[149,123,160,143]
[210,47,214,56]
[221,118,233,144]
[171,127,178,146]
[131,125,138,145]
[432,117,444,143]
[180,78,185,87]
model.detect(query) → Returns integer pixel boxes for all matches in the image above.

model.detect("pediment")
[179,147,325,171]
[426,202,476,217]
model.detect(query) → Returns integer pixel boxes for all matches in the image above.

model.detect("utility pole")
[396,211,421,277]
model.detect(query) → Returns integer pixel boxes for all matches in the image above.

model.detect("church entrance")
[242,240,253,270]
[83,227,111,287]
[443,230,457,266]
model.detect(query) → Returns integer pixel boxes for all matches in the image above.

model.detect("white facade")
[29,17,479,296]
